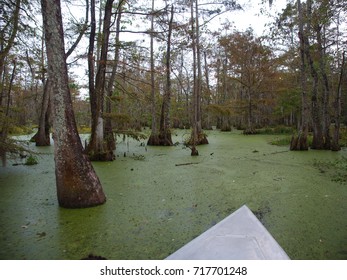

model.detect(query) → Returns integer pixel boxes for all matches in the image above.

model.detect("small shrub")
[313,157,347,184]
[270,136,292,146]
[9,126,34,136]
[25,155,38,165]
[257,126,294,135]
[243,128,258,135]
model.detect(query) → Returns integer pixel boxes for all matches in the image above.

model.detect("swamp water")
[0,130,346,260]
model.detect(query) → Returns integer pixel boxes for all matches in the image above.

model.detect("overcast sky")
[226,0,288,35]
[115,0,288,41]
[66,0,289,93]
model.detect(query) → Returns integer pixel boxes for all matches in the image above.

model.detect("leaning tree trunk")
[41,0,106,208]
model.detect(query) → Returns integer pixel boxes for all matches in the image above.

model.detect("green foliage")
[25,155,38,166]
[273,89,301,119]
[0,137,21,156]
[269,136,292,146]
[339,127,347,148]
[0,136,36,164]
[8,125,34,136]
[257,125,295,135]
[270,133,314,147]
[117,130,148,142]
[206,104,232,116]
[103,113,131,123]
[184,131,209,146]
[313,157,347,184]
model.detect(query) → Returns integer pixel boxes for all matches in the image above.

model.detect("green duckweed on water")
[0,129,346,260]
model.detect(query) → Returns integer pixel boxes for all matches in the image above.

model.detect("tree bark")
[316,23,331,149]
[0,0,21,165]
[203,50,212,130]
[86,0,115,161]
[190,0,198,152]
[32,78,51,146]
[41,0,106,208]
[105,0,126,152]
[157,5,174,146]
[331,51,345,151]
[32,34,52,147]
[147,0,160,145]
[305,0,324,150]
[189,0,208,153]
[194,0,208,144]
[0,58,17,166]
[88,0,97,135]
[290,0,309,151]
[244,88,256,134]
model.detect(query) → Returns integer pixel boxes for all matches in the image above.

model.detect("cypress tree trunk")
[32,79,51,146]
[316,24,331,149]
[147,0,160,145]
[189,0,208,153]
[194,0,208,145]
[331,51,345,151]
[305,0,324,149]
[88,0,97,142]
[105,1,125,152]
[290,0,309,151]
[86,0,115,161]
[41,0,106,208]
[157,5,174,146]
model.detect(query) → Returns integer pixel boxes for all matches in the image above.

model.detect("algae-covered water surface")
[0,130,346,259]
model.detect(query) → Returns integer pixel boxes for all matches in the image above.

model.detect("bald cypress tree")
[41,0,106,208]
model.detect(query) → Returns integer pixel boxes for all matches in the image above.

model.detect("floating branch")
[175,162,200,167]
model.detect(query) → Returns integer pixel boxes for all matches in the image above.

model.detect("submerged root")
[86,147,115,161]
[191,146,199,156]
[91,151,114,161]
[186,132,209,146]
[243,128,258,135]
[147,132,173,146]
[290,134,309,151]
